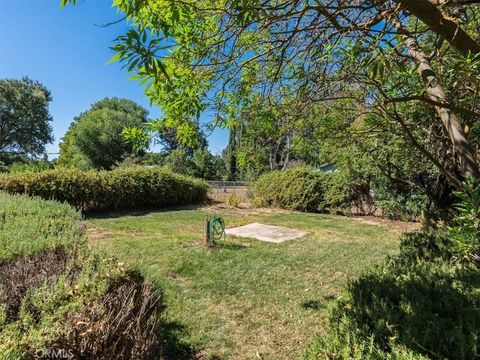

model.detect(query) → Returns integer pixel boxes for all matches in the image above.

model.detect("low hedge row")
[252,166,419,218]
[252,166,325,212]
[0,166,208,212]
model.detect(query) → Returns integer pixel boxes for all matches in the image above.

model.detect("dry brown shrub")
[51,271,165,359]
[0,247,78,322]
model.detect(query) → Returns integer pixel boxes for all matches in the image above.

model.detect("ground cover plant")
[0,166,208,212]
[86,207,402,359]
[0,192,169,358]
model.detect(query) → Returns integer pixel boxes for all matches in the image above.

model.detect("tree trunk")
[227,126,237,181]
[398,25,480,179]
[398,0,480,57]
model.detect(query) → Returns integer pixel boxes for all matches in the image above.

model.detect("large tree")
[156,122,208,155]
[0,77,53,158]
[63,0,480,183]
[58,97,148,169]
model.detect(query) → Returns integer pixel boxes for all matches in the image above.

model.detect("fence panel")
[207,181,251,202]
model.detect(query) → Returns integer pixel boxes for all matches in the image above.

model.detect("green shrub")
[0,192,84,260]
[0,192,167,358]
[305,228,480,359]
[449,177,480,261]
[9,160,52,174]
[252,166,324,212]
[226,194,241,207]
[0,166,208,212]
[372,179,429,221]
[400,230,456,262]
[320,171,374,215]
[305,180,480,359]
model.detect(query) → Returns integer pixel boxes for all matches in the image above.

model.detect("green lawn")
[86,207,401,359]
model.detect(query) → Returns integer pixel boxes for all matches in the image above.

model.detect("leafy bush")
[0,192,83,260]
[226,194,241,207]
[252,166,324,212]
[449,177,480,262]
[372,179,429,221]
[0,192,168,358]
[0,166,208,212]
[9,160,52,174]
[304,180,480,359]
[304,230,480,359]
[320,171,375,215]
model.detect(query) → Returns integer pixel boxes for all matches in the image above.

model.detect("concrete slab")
[225,223,306,243]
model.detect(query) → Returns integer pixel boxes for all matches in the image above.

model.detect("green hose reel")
[204,215,226,245]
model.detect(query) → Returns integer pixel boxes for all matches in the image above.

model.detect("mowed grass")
[86,208,401,359]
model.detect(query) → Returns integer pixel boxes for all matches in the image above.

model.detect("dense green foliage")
[63,0,480,185]
[0,77,53,157]
[0,193,165,358]
[119,149,225,180]
[0,192,83,260]
[450,177,480,261]
[156,123,208,156]
[8,160,52,174]
[252,166,324,212]
[304,231,480,359]
[58,97,148,169]
[304,181,480,359]
[63,0,480,218]
[252,164,433,220]
[0,167,208,212]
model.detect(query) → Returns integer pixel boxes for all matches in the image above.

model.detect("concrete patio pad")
[225,223,306,243]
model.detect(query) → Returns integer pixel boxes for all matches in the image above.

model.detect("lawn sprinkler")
[203,215,226,246]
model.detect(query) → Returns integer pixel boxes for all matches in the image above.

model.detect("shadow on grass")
[302,300,324,310]
[158,320,200,359]
[214,242,247,251]
[302,295,337,311]
[85,203,207,220]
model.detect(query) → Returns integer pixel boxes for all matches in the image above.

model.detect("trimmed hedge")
[0,166,208,212]
[252,166,324,212]
[252,167,424,218]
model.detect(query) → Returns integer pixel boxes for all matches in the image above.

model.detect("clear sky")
[0,0,228,157]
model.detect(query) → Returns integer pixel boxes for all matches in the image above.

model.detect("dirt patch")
[351,216,421,233]
[201,203,292,216]
[0,247,78,322]
[87,227,113,240]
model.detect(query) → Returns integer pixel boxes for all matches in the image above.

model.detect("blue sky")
[0,0,228,157]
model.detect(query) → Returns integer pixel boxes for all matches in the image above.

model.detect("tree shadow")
[302,300,324,310]
[213,242,247,251]
[85,204,206,220]
[302,295,337,311]
[157,320,199,360]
